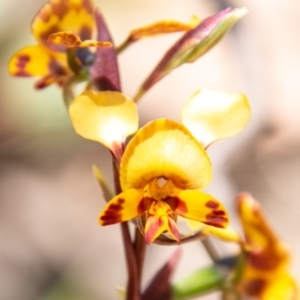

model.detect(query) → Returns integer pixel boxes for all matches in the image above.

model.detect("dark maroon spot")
[106,203,123,213]
[79,25,92,40]
[249,251,280,270]
[100,198,125,225]
[83,0,94,13]
[16,55,30,69]
[49,60,67,75]
[164,196,187,214]
[212,210,225,216]
[137,197,152,214]
[205,200,219,209]
[205,210,228,228]
[100,214,121,225]
[244,278,266,296]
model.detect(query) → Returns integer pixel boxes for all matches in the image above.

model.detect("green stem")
[62,73,87,108]
[116,37,132,54]
[132,87,146,103]
[67,49,82,74]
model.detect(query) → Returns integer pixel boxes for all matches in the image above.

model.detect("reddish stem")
[112,161,141,300]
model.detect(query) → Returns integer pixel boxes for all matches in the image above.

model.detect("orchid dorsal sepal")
[48,32,112,48]
[181,89,251,148]
[93,165,114,202]
[69,90,139,156]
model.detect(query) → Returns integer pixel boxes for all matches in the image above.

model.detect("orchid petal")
[203,225,241,242]
[69,90,139,150]
[8,44,66,77]
[168,190,229,228]
[182,89,251,147]
[120,119,212,191]
[31,0,94,50]
[187,220,240,242]
[99,189,144,226]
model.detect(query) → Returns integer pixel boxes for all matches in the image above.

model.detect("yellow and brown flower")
[237,193,299,300]
[96,89,251,244]
[8,0,110,89]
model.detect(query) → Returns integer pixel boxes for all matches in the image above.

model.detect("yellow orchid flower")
[8,0,110,89]
[237,193,299,300]
[98,89,251,244]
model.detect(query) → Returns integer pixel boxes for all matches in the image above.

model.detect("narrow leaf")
[93,165,114,202]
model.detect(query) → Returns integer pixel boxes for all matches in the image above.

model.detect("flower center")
[145,176,177,200]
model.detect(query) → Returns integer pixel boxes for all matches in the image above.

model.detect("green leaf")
[172,266,224,299]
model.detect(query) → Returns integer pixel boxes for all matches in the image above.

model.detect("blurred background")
[0,0,300,299]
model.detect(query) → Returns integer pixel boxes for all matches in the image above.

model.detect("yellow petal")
[32,0,94,48]
[262,273,300,300]
[69,90,139,149]
[48,32,112,48]
[8,44,66,77]
[169,190,229,228]
[120,119,212,191]
[203,225,241,242]
[186,220,240,242]
[99,189,144,226]
[237,193,290,263]
[181,89,251,148]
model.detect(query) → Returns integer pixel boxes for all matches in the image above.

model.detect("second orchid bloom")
[70,89,251,244]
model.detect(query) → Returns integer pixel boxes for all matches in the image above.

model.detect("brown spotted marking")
[244,278,266,297]
[137,197,152,214]
[205,200,219,209]
[164,196,187,214]
[49,59,68,75]
[34,74,56,89]
[16,55,30,69]
[79,25,93,41]
[35,0,93,44]
[205,210,228,228]
[100,198,125,225]
[249,250,281,270]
